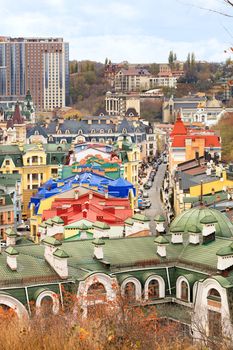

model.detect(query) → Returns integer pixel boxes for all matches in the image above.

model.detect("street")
[144,163,167,234]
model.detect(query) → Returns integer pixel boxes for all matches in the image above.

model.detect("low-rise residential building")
[0,194,14,238]
[0,143,69,218]
[29,172,136,239]
[0,174,22,227]
[163,95,233,125]
[1,206,233,344]
[168,115,221,173]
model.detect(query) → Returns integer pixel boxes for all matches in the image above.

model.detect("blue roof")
[109,177,133,187]
[29,172,136,213]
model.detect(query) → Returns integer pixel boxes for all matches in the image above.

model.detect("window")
[87,283,106,302]
[181,281,189,301]
[5,160,10,166]
[148,280,160,300]
[124,282,136,302]
[7,211,11,222]
[207,289,221,308]
[208,310,222,338]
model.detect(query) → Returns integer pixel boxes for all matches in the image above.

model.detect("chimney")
[74,190,79,200]
[217,243,233,271]
[53,248,69,279]
[5,246,19,270]
[188,225,201,244]
[42,236,62,266]
[92,238,105,260]
[154,236,169,258]
[89,192,93,200]
[200,215,217,244]
[154,215,166,234]
[170,227,184,244]
[5,228,17,246]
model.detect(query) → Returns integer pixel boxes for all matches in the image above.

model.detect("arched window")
[40,296,54,317]
[49,135,53,142]
[122,128,127,134]
[87,282,106,302]
[99,138,105,143]
[108,129,112,134]
[124,282,136,301]
[34,130,39,135]
[207,288,221,308]
[100,129,104,134]
[65,129,70,134]
[148,280,160,300]
[57,129,62,134]
[78,129,83,135]
[0,304,16,319]
[60,139,67,144]
[91,129,95,134]
[91,138,96,142]
[181,281,189,301]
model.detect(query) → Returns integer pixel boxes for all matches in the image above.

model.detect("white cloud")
[69,35,227,63]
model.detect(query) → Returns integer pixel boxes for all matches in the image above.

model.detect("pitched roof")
[170,114,187,137]
[12,103,24,125]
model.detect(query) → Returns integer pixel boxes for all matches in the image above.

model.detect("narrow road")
[145,164,167,234]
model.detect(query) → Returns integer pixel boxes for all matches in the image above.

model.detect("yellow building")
[116,135,141,194]
[0,143,70,218]
[174,170,233,215]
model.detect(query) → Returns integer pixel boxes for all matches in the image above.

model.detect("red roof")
[12,103,24,125]
[172,135,221,148]
[170,114,187,137]
[42,191,132,226]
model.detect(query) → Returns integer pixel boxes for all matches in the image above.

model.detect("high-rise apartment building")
[0,37,69,111]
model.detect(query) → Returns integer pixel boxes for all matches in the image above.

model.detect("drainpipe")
[166,267,171,295]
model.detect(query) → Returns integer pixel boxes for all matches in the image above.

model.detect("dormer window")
[108,129,112,134]
[57,129,62,134]
[65,129,70,134]
[100,129,104,134]
[91,129,95,134]
[34,130,39,135]
[78,129,83,135]
[122,128,127,134]
[49,136,53,142]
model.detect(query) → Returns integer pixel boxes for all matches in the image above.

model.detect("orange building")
[169,114,221,172]
[0,194,14,239]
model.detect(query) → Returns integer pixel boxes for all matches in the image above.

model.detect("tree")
[168,51,174,67]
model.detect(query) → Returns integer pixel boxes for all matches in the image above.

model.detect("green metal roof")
[92,238,105,246]
[200,215,218,224]
[42,237,62,246]
[216,246,233,256]
[75,223,92,230]
[5,228,17,237]
[92,221,110,230]
[154,236,169,244]
[170,207,233,238]
[188,225,201,234]
[132,213,150,222]
[154,215,165,222]
[53,248,69,258]
[45,218,53,226]
[125,218,134,226]
[170,226,184,233]
[5,246,19,256]
[52,216,64,224]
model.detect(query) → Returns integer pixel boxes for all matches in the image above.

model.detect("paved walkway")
[144,164,167,234]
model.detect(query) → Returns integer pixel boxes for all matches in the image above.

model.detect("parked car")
[144,181,152,190]
[143,192,149,198]
[143,199,151,208]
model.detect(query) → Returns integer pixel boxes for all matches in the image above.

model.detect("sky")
[0,0,233,63]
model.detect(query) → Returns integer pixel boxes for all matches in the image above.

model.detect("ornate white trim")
[36,290,59,315]
[144,275,165,300]
[176,276,190,302]
[0,294,29,319]
[121,277,141,301]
